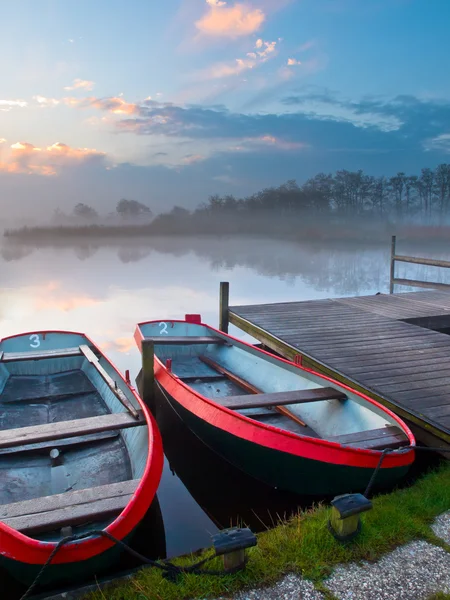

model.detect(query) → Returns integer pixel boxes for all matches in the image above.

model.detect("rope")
[20,529,243,600]
[364,444,450,498]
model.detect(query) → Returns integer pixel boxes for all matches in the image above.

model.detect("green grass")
[85,462,450,600]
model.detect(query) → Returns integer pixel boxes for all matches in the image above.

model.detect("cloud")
[425,133,450,153]
[195,1,265,38]
[181,154,205,164]
[0,138,6,144]
[195,38,277,79]
[33,95,60,107]
[64,95,140,115]
[0,99,27,112]
[0,141,106,176]
[64,78,95,91]
[287,58,301,66]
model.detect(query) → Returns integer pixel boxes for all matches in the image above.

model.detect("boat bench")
[329,426,409,450]
[218,388,347,410]
[0,479,139,534]
[0,411,145,450]
[143,336,227,345]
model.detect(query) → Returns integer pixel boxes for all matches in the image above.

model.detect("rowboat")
[0,330,164,588]
[134,316,415,497]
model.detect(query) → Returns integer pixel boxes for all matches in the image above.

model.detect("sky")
[1,0,450,220]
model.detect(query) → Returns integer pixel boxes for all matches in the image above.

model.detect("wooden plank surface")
[0,411,145,449]
[230,290,450,441]
[2,347,82,362]
[329,426,408,450]
[219,387,346,410]
[1,479,138,533]
[144,336,225,345]
[80,345,140,419]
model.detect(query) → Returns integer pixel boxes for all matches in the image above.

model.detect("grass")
[84,461,450,600]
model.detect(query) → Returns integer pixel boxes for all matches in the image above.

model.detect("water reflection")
[3,236,450,297]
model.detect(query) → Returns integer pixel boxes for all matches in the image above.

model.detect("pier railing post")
[389,235,396,294]
[219,282,230,333]
[141,339,155,408]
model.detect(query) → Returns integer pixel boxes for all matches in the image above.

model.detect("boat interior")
[0,344,147,542]
[141,321,409,452]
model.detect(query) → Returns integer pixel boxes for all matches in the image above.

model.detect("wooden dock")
[226,288,450,451]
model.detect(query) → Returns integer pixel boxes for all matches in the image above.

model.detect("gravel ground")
[324,540,450,600]
[432,510,450,545]
[215,573,324,600]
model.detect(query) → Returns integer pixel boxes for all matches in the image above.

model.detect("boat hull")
[162,388,410,496]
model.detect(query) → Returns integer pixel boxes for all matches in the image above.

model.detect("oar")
[199,355,307,427]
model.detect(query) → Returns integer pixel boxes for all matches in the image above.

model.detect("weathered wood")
[80,345,140,419]
[1,479,138,534]
[2,347,82,362]
[219,387,347,409]
[199,355,308,427]
[141,339,155,408]
[219,281,230,334]
[330,425,408,450]
[390,235,396,294]
[392,278,450,292]
[144,336,226,345]
[0,411,145,449]
[394,254,450,269]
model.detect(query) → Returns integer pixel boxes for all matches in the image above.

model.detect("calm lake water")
[1,234,449,596]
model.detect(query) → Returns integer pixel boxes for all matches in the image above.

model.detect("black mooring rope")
[20,529,242,600]
[364,444,450,498]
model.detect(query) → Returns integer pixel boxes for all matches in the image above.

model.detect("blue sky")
[1,0,450,219]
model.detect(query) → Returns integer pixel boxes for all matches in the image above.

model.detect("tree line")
[192,165,450,221]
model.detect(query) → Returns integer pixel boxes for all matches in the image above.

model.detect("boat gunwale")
[0,329,164,566]
[134,319,415,469]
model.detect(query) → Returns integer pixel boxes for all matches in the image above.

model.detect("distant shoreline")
[4,222,450,246]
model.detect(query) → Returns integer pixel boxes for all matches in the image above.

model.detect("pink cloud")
[64,96,140,115]
[196,1,265,38]
[0,141,106,176]
[197,38,277,79]
[64,79,95,91]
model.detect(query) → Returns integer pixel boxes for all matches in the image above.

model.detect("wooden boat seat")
[0,479,139,534]
[144,336,226,345]
[329,425,409,450]
[0,411,145,450]
[1,347,82,362]
[219,387,347,410]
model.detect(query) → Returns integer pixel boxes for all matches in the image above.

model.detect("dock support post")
[219,281,229,333]
[141,339,155,408]
[389,235,396,294]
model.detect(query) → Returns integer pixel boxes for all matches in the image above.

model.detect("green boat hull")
[166,395,410,497]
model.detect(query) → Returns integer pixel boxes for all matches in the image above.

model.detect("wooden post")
[141,339,155,408]
[219,281,229,333]
[389,235,396,294]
